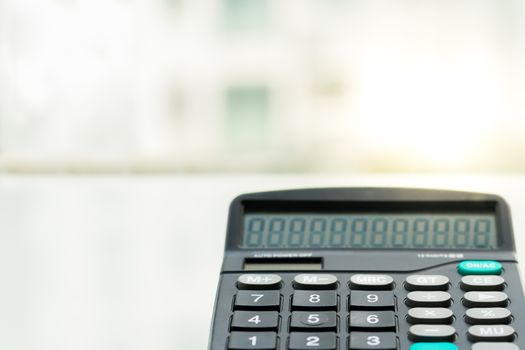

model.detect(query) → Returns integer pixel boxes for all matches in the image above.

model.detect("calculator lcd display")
[241,214,498,249]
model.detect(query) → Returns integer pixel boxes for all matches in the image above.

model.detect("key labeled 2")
[289,332,337,350]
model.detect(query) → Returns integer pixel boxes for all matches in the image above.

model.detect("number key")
[349,332,396,350]
[289,332,337,350]
[290,311,337,331]
[349,311,395,330]
[235,291,280,310]
[350,291,395,310]
[228,331,276,349]
[292,290,337,310]
[231,311,279,330]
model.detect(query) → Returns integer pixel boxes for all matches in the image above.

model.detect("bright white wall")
[1,0,524,172]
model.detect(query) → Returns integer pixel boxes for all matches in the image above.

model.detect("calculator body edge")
[209,188,524,350]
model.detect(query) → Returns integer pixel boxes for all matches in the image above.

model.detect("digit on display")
[267,218,285,247]
[391,219,408,248]
[350,218,368,248]
[329,218,347,247]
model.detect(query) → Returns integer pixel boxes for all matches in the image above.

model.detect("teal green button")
[410,343,458,350]
[458,260,502,275]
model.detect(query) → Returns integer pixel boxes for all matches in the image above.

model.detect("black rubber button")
[349,311,395,330]
[349,332,397,350]
[288,332,336,350]
[290,311,337,331]
[231,311,279,330]
[292,290,337,310]
[350,291,395,310]
[228,331,277,349]
[235,290,280,310]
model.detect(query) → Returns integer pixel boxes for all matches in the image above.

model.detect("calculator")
[208,188,524,350]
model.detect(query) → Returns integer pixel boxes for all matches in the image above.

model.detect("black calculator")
[208,188,524,350]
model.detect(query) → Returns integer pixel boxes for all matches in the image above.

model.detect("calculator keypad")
[459,261,517,347]
[220,261,522,350]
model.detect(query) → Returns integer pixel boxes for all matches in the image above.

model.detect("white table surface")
[1,174,525,350]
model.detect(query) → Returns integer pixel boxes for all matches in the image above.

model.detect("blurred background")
[1,0,524,174]
[2,1,525,350]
